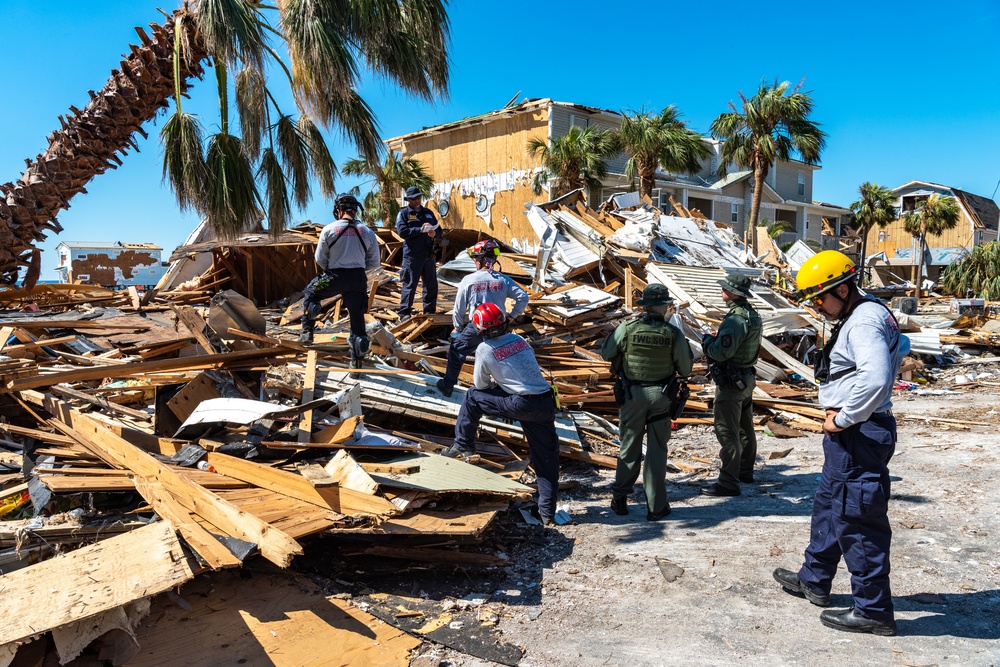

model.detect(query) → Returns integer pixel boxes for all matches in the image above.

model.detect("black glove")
[512,313,532,325]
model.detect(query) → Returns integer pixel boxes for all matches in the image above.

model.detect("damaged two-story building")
[385,98,851,251]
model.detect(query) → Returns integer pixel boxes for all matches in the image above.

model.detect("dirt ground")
[317,390,1000,667]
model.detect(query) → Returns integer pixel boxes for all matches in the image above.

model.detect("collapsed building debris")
[0,192,997,664]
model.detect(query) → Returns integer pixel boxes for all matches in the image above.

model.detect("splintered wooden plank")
[0,521,196,646]
[9,348,293,391]
[134,478,242,571]
[294,462,337,488]
[166,372,223,424]
[324,450,380,495]
[341,503,507,537]
[50,384,152,422]
[364,453,533,497]
[206,451,398,519]
[44,401,302,568]
[297,350,318,443]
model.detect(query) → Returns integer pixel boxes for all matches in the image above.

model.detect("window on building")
[978,231,985,244]
[804,215,809,231]
[797,172,805,197]
[76,254,86,260]
[731,203,739,223]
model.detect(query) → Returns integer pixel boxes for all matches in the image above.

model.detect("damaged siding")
[68,250,164,286]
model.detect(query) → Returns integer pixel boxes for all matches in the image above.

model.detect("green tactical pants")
[613,384,673,514]
[712,376,757,491]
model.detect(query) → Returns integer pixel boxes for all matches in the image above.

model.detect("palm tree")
[526,125,617,200]
[941,241,1000,300]
[901,193,960,304]
[613,106,710,201]
[710,79,826,254]
[343,152,433,227]
[0,11,209,286]
[1,1,451,286]
[849,182,898,282]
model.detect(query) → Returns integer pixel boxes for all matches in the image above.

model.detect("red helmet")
[470,239,501,259]
[472,302,506,336]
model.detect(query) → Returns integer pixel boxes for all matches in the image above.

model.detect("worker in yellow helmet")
[773,250,904,636]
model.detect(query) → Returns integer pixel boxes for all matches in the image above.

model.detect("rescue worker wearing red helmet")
[445,303,560,524]
[436,239,529,398]
[773,250,904,636]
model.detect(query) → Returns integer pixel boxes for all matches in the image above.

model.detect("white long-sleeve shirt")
[819,299,903,428]
[453,269,529,330]
[473,332,551,396]
[314,218,380,271]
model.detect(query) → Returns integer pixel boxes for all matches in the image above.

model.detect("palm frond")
[160,111,207,213]
[274,114,311,208]
[257,147,291,236]
[204,131,261,239]
[234,66,266,160]
[298,114,338,199]
[194,0,267,68]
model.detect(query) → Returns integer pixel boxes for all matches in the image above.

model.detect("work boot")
[436,379,454,398]
[298,318,314,344]
[700,482,740,497]
[610,496,628,516]
[820,608,896,636]
[646,503,672,521]
[772,568,830,606]
[349,356,363,370]
[441,444,475,458]
[739,473,755,484]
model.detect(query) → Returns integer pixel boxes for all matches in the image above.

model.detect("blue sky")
[2,0,999,280]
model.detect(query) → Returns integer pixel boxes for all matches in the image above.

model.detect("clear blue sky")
[2,0,998,281]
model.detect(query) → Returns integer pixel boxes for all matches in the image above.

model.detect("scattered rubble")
[0,193,998,664]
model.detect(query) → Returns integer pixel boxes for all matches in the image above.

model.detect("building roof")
[385,98,622,146]
[56,241,162,250]
[952,188,999,231]
[891,180,998,232]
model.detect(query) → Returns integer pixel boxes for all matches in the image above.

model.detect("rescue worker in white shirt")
[436,239,529,398]
[299,194,380,368]
[445,303,560,524]
[773,250,905,636]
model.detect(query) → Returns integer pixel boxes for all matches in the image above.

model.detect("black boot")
[298,319,314,344]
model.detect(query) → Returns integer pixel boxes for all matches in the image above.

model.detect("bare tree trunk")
[380,180,394,227]
[748,166,766,255]
[0,7,208,287]
[639,162,655,201]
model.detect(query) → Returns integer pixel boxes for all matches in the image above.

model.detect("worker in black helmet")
[395,186,443,319]
[300,194,380,368]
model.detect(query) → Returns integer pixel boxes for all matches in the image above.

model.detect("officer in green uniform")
[601,283,694,520]
[701,273,763,496]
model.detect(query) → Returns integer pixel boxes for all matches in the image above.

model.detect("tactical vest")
[727,302,763,368]
[620,315,679,382]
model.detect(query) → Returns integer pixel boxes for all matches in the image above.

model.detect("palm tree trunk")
[858,224,869,286]
[639,163,655,201]
[0,8,208,287]
[380,180,394,227]
[748,166,766,255]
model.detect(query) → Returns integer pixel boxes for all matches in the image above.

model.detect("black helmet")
[334,193,362,215]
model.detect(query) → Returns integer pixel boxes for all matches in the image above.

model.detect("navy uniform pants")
[455,386,559,518]
[302,267,368,338]
[398,253,438,316]
[798,412,896,621]
[439,323,483,391]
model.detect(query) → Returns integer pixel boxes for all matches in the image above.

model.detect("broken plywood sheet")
[533,284,620,325]
[130,569,420,667]
[344,502,508,538]
[365,452,533,496]
[318,370,584,450]
[0,521,196,648]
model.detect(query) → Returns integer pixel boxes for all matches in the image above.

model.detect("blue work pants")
[398,253,438,316]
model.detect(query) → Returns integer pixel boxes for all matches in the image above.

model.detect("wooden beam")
[45,401,302,568]
[294,462,338,488]
[171,305,216,354]
[298,350,318,443]
[134,478,243,570]
[205,451,398,518]
[51,384,153,421]
[8,348,293,391]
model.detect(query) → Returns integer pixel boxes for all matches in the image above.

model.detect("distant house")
[54,241,166,287]
[385,97,850,249]
[864,181,999,280]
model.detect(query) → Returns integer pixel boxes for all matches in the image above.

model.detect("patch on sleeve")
[721,334,732,348]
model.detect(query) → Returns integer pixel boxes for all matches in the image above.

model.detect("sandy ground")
[387,390,1000,667]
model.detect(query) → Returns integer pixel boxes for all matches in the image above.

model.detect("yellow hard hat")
[795,250,857,301]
